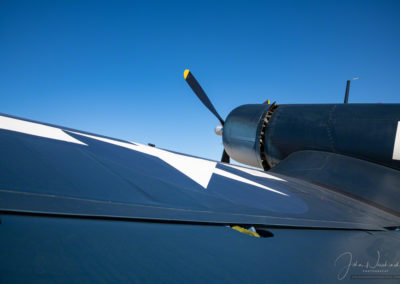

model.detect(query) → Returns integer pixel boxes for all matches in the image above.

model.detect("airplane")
[0,70,399,283]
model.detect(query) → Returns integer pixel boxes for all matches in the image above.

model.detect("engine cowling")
[223,103,400,171]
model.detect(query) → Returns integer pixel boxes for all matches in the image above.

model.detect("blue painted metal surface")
[1,113,400,283]
[222,104,270,167]
[223,104,400,170]
[270,150,400,216]
[265,104,400,169]
[0,114,399,230]
[0,215,400,283]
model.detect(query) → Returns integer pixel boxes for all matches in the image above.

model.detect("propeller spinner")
[183,69,230,163]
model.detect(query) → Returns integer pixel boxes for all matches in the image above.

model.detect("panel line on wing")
[67,131,217,189]
[224,164,286,182]
[213,168,288,196]
[67,131,288,196]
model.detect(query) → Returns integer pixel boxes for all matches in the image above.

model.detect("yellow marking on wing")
[231,226,260,238]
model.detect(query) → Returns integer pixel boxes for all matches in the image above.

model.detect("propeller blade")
[221,149,230,163]
[183,69,230,163]
[184,69,225,125]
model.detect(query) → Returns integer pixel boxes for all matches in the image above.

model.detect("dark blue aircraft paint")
[270,150,400,217]
[223,104,400,170]
[0,114,398,230]
[1,215,400,283]
[1,112,400,283]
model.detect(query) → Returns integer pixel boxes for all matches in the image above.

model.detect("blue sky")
[1,0,399,161]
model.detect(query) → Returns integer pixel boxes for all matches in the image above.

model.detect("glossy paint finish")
[0,215,400,283]
[271,150,400,216]
[265,104,400,169]
[1,113,400,283]
[222,104,269,167]
[1,114,399,230]
[222,104,400,170]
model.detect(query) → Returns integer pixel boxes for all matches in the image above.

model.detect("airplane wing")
[1,113,400,283]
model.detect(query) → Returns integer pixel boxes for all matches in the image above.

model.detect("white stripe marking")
[225,164,286,182]
[393,121,400,160]
[69,131,288,195]
[0,116,86,145]
[0,115,287,196]
[68,131,217,188]
[213,168,288,196]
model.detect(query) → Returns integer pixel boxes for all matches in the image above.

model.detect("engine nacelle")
[223,103,400,171]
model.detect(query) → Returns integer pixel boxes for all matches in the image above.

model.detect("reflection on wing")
[0,114,399,230]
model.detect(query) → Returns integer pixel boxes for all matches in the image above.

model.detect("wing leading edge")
[0,114,399,230]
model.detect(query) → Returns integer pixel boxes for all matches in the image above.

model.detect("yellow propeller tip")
[183,69,190,80]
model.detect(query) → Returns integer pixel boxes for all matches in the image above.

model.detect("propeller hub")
[215,125,223,136]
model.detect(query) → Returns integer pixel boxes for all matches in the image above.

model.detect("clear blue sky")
[1,0,399,161]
